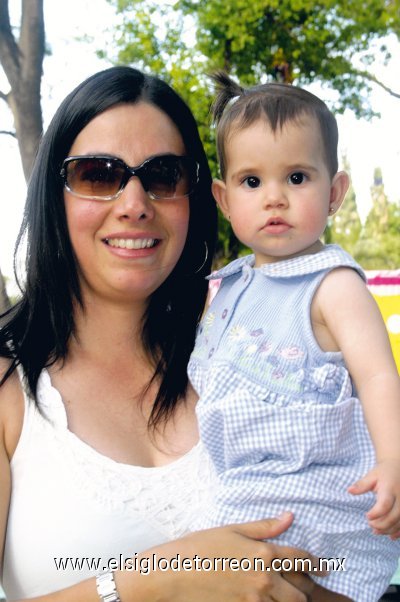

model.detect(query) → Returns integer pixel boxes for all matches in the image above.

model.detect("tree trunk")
[0,0,45,179]
[0,0,45,309]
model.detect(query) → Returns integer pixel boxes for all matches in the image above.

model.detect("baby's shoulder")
[316,266,368,303]
[312,266,373,331]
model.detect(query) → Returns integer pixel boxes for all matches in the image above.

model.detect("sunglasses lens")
[65,158,124,199]
[62,155,198,200]
[146,156,196,198]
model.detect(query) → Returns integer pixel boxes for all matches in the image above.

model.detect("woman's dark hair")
[211,70,339,179]
[0,66,217,427]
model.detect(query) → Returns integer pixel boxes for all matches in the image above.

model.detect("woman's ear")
[329,171,350,215]
[212,179,229,220]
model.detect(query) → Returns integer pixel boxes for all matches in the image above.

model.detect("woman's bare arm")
[0,360,25,578]
[0,417,11,583]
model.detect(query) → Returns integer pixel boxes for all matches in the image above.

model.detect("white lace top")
[2,370,215,599]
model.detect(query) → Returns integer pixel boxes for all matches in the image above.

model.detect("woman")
[0,66,319,601]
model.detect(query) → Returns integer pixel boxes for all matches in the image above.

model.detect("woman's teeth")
[105,238,157,249]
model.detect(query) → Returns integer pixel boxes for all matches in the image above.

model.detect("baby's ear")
[212,179,229,219]
[329,171,350,215]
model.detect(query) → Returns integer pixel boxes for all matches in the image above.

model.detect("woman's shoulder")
[0,358,25,460]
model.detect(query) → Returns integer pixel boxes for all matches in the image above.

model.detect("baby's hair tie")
[226,95,240,108]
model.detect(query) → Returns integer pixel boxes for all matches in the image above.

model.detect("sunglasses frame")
[60,154,200,201]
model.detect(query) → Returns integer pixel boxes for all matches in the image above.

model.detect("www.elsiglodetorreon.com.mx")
[54,553,346,574]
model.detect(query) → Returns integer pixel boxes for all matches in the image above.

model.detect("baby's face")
[213,116,346,266]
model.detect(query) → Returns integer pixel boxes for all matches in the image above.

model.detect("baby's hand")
[348,460,400,539]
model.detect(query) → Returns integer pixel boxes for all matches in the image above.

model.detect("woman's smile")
[104,237,159,250]
[64,102,190,301]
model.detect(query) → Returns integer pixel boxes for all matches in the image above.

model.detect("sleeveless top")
[188,245,400,602]
[2,370,215,599]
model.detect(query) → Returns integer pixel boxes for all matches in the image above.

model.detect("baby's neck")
[254,240,324,267]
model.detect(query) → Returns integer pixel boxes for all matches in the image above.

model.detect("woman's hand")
[117,512,321,601]
[5,513,322,602]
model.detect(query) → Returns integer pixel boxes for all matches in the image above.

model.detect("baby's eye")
[288,172,307,185]
[243,176,261,189]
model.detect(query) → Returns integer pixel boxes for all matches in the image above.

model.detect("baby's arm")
[313,267,400,537]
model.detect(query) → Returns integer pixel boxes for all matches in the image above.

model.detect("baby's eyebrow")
[285,163,319,173]
[229,167,261,179]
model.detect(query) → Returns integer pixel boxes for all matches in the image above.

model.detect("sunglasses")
[60,154,199,201]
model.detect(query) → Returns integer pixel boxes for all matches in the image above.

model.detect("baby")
[188,72,400,601]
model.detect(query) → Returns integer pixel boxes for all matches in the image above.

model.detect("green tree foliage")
[179,0,400,117]
[105,0,400,116]
[103,0,400,264]
[354,168,400,268]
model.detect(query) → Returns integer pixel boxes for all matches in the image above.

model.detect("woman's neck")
[69,294,148,365]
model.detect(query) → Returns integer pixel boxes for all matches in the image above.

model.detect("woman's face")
[63,102,190,306]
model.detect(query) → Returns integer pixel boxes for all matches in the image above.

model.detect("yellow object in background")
[371,294,400,373]
[366,270,400,375]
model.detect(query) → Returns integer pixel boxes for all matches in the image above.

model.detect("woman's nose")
[113,177,155,221]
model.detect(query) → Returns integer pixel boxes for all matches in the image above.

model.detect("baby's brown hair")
[211,71,339,179]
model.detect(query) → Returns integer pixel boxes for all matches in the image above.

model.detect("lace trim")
[32,370,215,540]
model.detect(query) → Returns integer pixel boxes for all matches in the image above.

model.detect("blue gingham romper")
[188,244,400,601]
